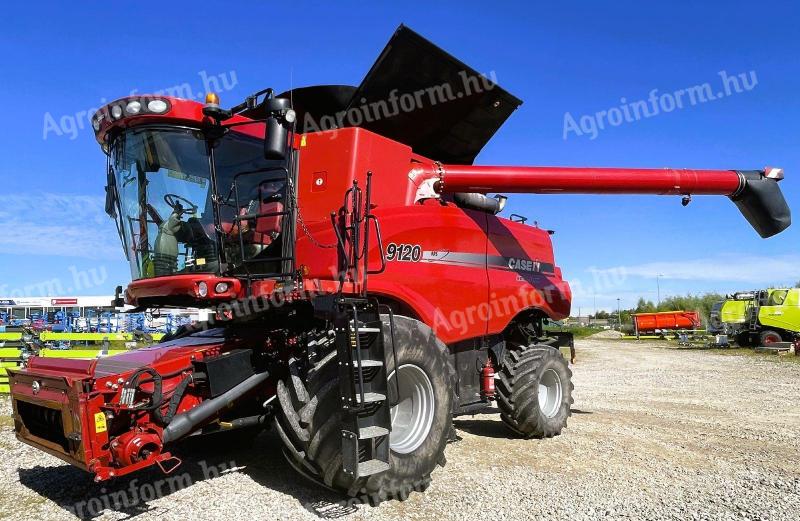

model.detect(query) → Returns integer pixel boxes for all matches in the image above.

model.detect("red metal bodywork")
[633,311,702,333]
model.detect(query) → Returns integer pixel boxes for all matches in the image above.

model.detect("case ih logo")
[51,298,78,306]
[507,258,541,273]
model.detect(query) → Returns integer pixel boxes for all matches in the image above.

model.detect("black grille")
[17,401,69,451]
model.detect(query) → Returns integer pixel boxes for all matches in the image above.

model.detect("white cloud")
[0,193,122,259]
[592,254,800,284]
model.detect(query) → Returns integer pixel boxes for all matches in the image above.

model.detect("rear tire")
[759,329,783,346]
[274,316,455,503]
[497,344,573,438]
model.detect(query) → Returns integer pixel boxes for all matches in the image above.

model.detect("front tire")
[274,315,455,503]
[497,344,573,438]
[735,331,754,347]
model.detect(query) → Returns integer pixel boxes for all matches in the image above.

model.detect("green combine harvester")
[711,288,800,346]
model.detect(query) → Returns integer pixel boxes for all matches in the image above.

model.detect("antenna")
[289,67,294,110]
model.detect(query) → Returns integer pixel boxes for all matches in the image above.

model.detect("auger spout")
[426,164,790,238]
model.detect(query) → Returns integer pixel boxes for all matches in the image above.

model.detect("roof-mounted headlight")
[93,97,171,136]
[125,100,142,115]
[147,99,169,113]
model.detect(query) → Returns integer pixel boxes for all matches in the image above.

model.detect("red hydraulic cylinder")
[432,165,745,196]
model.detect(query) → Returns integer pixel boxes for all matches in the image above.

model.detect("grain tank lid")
[248,26,523,165]
[347,25,523,164]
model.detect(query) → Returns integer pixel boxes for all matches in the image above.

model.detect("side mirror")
[113,285,125,308]
[263,97,293,160]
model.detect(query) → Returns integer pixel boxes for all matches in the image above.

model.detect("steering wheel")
[163,194,198,216]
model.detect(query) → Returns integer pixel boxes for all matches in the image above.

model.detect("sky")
[0,1,798,312]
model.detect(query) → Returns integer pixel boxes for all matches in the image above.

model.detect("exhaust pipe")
[161,371,270,444]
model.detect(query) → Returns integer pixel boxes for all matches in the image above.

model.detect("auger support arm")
[426,164,790,238]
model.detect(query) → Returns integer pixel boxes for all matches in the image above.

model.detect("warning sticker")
[94,412,107,434]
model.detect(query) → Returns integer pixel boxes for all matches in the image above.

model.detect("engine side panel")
[486,216,571,332]
[292,127,570,344]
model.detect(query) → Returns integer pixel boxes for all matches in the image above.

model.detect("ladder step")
[357,459,391,477]
[355,392,386,404]
[350,359,383,368]
[354,327,381,333]
[358,426,390,439]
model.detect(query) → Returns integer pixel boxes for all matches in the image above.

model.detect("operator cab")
[98,93,297,300]
[109,125,287,280]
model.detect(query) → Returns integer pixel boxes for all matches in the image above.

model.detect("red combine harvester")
[8,26,790,503]
[632,311,702,336]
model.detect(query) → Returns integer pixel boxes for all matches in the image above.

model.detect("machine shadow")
[452,417,511,438]
[17,429,355,520]
[453,408,593,438]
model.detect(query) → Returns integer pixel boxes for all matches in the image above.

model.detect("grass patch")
[0,415,13,428]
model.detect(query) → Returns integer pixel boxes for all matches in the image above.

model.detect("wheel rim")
[537,368,563,418]
[389,364,435,454]
[763,333,781,345]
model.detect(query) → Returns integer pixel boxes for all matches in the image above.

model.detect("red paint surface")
[434,165,743,195]
[633,311,701,332]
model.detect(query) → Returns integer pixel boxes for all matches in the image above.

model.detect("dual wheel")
[274,316,572,503]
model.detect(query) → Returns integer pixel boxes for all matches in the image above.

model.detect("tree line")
[591,280,800,327]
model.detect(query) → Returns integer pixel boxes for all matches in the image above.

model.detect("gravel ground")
[1,340,799,520]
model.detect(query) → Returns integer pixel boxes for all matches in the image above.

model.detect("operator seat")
[249,201,284,247]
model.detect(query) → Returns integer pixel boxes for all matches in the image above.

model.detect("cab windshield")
[110,126,289,280]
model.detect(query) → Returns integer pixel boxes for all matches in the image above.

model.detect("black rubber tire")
[497,344,573,438]
[735,331,754,347]
[759,329,783,346]
[274,315,455,504]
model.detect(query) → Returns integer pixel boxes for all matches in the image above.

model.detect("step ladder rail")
[377,304,401,407]
[333,298,392,479]
[747,300,760,332]
[348,302,368,410]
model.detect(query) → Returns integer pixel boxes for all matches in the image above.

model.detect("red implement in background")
[632,311,702,335]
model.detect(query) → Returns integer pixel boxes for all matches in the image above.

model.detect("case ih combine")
[8,26,790,503]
